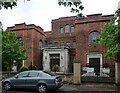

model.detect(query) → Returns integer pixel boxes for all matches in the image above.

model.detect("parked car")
[2,70,64,93]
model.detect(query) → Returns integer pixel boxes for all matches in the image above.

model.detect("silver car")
[2,70,64,93]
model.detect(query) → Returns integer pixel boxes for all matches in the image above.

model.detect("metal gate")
[81,62,115,83]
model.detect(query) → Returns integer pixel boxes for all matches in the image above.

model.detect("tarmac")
[58,83,120,93]
[0,81,120,93]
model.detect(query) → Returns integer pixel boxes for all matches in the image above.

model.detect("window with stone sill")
[71,26,75,32]
[73,42,76,48]
[39,40,43,49]
[54,42,58,45]
[66,42,70,47]
[65,25,70,33]
[48,43,53,46]
[16,37,23,48]
[60,27,63,33]
[89,31,100,44]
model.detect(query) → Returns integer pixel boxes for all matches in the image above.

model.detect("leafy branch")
[58,0,84,17]
[95,9,120,62]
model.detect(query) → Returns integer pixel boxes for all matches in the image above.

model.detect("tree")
[96,8,120,85]
[58,0,84,17]
[2,29,29,71]
[0,0,30,10]
[0,0,17,10]
[0,0,84,16]
[96,9,120,62]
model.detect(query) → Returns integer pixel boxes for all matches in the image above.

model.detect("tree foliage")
[0,0,30,10]
[2,29,29,70]
[0,0,84,17]
[96,9,120,62]
[58,0,84,17]
[19,66,29,72]
[0,0,17,9]
[28,64,37,70]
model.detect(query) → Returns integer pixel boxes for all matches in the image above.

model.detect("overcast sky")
[0,0,120,31]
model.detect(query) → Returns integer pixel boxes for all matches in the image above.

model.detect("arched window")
[39,40,43,49]
[16,37,23,48]
[65,25,70,33]
[89,32,100,44]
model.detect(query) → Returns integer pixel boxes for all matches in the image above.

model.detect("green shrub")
[52,64,61,72]
[28,65,37,70]
[20,66,29,72]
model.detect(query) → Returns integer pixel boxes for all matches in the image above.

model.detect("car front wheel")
[37,84,47,93]
[4,82,11,91]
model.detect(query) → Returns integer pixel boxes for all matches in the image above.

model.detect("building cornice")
[75,18,112,24]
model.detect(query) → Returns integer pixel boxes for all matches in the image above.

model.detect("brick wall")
[46,16,77,51]
[46,14,114,69]
[7,23,46,69]
[75,14,114,66]
[7,14,115,71]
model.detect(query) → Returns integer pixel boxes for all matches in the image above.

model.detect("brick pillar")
[115,62,120,85]
[73,62,81,84]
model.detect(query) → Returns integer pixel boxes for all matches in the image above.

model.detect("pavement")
[0,82,120,93]
[59,83,120,92]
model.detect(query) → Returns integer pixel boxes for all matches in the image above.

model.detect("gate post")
[73,62,81,84]
[115,62,120,85]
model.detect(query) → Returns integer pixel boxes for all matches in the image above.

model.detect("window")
[50,54,60,59]
[29,72,39,77]
[89,32,100,44]
[38,73,42,77]
[60,27,63,33]
[43,71,56,76]
[48,43,53,46]
[65,25,70,33]
[54,42,58,46]
[66,42,70,47]
[73,42,76,48]
[71,26,75,32]
[16,37,23,48]
[39,40,43,49]
[17,72,28,78]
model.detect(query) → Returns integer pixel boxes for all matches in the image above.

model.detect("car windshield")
[43,71,56,76]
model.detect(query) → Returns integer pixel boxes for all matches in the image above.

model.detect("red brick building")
[7,23,46,69]
[44,14,114,73]
[7,13,114,73]
[75,14,114,73]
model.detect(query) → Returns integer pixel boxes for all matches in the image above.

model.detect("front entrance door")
[50,59,60,71]
[50,54,60,72]
[89,58,100,74]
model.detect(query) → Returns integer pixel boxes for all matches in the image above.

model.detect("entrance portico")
[43,46,70,73]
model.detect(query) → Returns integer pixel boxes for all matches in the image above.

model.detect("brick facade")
[7,23,46,69]
[75,14,114,66]
[7,13,114,72]
[46,14,114,72]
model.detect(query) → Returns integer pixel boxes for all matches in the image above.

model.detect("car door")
[11,71,29,88]
[25,72,40,88]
